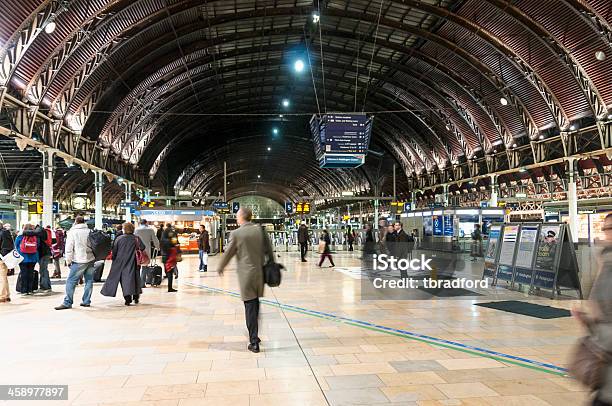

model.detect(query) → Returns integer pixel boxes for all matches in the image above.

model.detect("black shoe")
[79,303,90,307]
[248,343,260,353]
[134,297,139,304]
[124,301,132,306]
[301,259,307,262]
[55,304,71,310]
[168,288,177,293]
[256,337,261,344]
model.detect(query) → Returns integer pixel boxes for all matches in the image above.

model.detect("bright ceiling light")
[512,143,517,148]
[272,127,279,135]
[608,113,612,120]
[595,51,606,61]
[44,21,56,34]
[267,147,271,151]
[538,134,544,140]
[282,99,290,107]
[294,59,305,73]
[569,124,577,131]
[312,12,320,23]
[257,175,261,179]
[500,97,508,106]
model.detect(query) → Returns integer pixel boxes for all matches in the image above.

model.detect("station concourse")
[0,1,611,405]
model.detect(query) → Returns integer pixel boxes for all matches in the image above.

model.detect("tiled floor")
[0,249,591,405]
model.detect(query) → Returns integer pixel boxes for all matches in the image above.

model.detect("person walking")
[101,222,145,306]
[15,224,40,296]
[394,222,410,278]
[198,225,210,272]
[318,229,335,268]
[385,223,397,257]
[164,243,179,292]
[363,224,375,255]
[571,214,612,405]
[470,224,483,261]
[0,221,13,303]
[51,227,65,278]
[135,219,160,287]
[217,208,273,353]
[346,226,355,251]
[54,216,96,310]
[297,223,309,262]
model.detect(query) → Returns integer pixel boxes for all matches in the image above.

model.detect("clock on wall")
[71,195,88,211]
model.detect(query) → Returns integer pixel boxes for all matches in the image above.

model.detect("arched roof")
[1,0,611,201]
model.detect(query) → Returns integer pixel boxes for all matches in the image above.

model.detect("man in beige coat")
[217,207,273,353]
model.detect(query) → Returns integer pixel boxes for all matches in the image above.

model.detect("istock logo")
[372,254,433,271]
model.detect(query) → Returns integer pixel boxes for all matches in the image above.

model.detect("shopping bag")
[2,249,24,269]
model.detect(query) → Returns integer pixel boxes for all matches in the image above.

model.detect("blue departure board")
[311,114,373,168]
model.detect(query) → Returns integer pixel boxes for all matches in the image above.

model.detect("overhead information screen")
[311,113,373,168]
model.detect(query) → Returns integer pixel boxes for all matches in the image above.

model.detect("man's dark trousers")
[299,242,308,261]
[244,298,260,344]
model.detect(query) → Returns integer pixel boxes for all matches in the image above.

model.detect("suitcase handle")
[151,248,159,265]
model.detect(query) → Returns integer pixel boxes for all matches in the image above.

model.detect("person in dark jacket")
[394,222,412,278]
[52,227,65,278]
[363,224,376,256]
[385,224,397,257]
[297,223,309,262]
[101,222,145,306]
[198,225,210,272]
[470,224,483,261]
[2,224,16,277]
[346,226,356,251]
[318,230,335,267]
[15,224,41,296]
[0,221,13,302]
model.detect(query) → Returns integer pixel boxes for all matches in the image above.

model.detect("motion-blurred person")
[51,227,65,278]
[36,225,55,292]
[3,224,15,276]
[198,224,210,272]
[15,224,40,296]
[101,222,145,306]
[318,230,335,268]
[135,219,160,287]
[160,223,178,277]
[217,208,273,353]
[346,226,356,251]
[55,216,95,310]
[298,223,309,262]
[0,221,12,303]
[470,224,482,261]
[363,224,376,256]
[115,224,123,238]
[571,214,612,405]
[394,222,411,278]
[385,223,397,256]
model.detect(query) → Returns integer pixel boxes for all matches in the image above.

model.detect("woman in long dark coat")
[101,222,145,306]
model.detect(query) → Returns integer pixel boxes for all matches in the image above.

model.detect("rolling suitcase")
[142,249,163,287]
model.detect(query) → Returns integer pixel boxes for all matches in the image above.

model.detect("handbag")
[318,241,326,254]
[134,236,150,266]
[260,227,283,287]
[568,335,610,390]
[2,249,24,269]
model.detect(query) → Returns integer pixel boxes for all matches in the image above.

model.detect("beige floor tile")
[381,384,447,402]
[483,379,570,396]
[178,394,249,406]
[72,387,147,405]
[482,394,552,405]
[163,360,213,373]
[196,368,265,383]
[436,358,506,370]
[124,372,198,387]
[379,371,447,386]
[435,382,500,399]
[205,380,260,396]
[259,376,321,393]
[210,358,258,370]
[249,391,328,406]
[331,362,396,375]
[142,383,207,400]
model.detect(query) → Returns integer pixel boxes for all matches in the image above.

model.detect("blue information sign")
[433,215,443,236]
[52,202,59,214]
[403,202,411,212]
[285,201,294,213]
[443,215,453,236]
[232,201,240,214]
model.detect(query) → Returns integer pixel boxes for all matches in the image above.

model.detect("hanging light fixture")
[500,97,508,106]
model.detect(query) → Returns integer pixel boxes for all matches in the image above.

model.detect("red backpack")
[20,235,38,254]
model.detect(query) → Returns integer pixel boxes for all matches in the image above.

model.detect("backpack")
[88,230,112,261]
[20,235,38,254]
